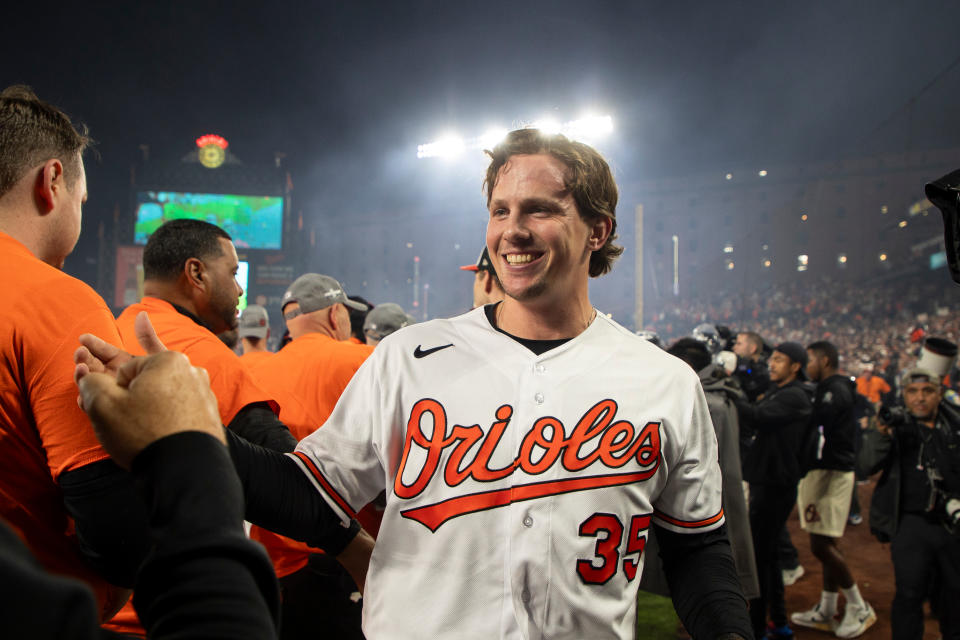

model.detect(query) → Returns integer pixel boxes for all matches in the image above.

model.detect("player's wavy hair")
[483,128,623,277]
[0,85,90,197]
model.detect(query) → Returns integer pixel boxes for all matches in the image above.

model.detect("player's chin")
[504,279,548,302]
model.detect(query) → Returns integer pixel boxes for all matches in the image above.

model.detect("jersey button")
[535,364,546,374]
[520,589,531,603]
[522,515,534,527]
[534,392,544,404]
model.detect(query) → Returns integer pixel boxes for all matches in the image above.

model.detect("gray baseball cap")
[364,303,414,339]
[901,367,941,387]
[237,304,270,338]
[281,273,367,314]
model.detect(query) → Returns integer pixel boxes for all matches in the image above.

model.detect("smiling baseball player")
[82,129,751,639]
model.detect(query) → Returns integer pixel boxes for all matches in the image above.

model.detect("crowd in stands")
[647,273,960,391]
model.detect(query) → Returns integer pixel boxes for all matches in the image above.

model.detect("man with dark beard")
[116,219,295,454]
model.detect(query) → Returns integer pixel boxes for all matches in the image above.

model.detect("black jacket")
[858,401,960,541]
[810,375,857,471]
[737,379,813,486]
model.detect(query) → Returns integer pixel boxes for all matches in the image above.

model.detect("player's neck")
[496,295,596,340]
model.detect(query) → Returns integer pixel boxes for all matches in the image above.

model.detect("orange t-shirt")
[116,297,277,425]
[111,297,281,634]
[240,350,276,367]
[856,375,891,404]
[0,231,127,621]
[248,333,375,577]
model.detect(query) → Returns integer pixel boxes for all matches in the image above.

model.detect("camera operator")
[858,368,960,639]
[732,331,771,403]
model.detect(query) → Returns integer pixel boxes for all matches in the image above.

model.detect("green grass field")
[635,591,681,640]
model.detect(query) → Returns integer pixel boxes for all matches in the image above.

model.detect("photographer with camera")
[858,368,960,639]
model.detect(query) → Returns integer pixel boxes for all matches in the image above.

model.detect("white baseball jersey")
[294,306,724,639]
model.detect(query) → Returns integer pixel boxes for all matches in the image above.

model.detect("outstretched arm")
[76,347,279,638]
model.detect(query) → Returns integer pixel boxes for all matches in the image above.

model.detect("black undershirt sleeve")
[59,459,153,588]
[226,430,361,555]
[655,523,752,640]
[131,431,280,639]
[227,402,298,453]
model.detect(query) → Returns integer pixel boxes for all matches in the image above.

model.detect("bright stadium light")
[416,114,614,158]
[416,134,465,159]
[479,127,509,149]
[564,115,614,140]
[533,117,562,135]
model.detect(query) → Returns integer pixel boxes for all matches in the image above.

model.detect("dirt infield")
[782,478,941,639]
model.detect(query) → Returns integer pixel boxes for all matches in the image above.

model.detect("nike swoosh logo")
[414,343,454,358]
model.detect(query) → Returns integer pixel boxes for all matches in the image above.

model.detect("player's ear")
[586,216,612,251]
[34,159,64,214]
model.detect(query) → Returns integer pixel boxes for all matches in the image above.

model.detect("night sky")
[4,1,960,314]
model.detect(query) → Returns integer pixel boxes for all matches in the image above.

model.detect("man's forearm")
[226,429,363,556]
[228,403,298,453]
[656,524,752,640]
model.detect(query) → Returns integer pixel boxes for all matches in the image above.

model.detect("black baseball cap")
[774,341,808,380]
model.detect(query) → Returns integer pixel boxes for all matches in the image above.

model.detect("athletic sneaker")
[790,603,837,632]
[848,513,863,525]
[835,602,877,638]
[781,564,805,586]
[765,622,794,639]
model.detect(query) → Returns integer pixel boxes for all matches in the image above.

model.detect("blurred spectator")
[346,295,374,345]
[238,304,272,362]
[363,303,414,346]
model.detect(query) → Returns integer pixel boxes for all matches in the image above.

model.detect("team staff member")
[791,341,875,638]
[859,368,960,639]
[736,342,813,639]
[248,273,373,640]
[0,85,152,629]
[81,129,752,639]
[112,219,296,634]
[238,304,274,363]
[116,219,295,453]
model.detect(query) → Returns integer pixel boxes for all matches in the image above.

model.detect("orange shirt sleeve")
[118,301,277,425]
[878,378,891,395]
[29,287,121,479]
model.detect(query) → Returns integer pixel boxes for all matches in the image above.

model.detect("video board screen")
[237,261,249,311]
[134,191,283,249]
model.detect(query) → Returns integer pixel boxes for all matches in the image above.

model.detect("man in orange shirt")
[248,273,373,640]
[112,218,299,634]
[238,304,274,364]
[856,364,891,408]
[116,219,295,453]
[0,85,151,628]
